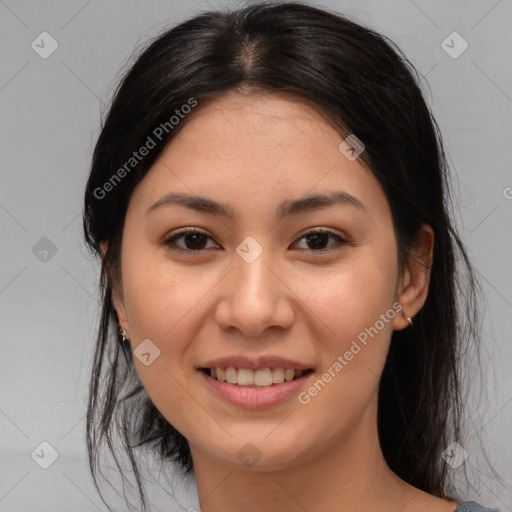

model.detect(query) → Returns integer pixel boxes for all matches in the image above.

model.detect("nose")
[214,247,295,337]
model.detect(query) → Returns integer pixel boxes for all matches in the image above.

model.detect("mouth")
[198,367,314,388]
[197,365,315,409]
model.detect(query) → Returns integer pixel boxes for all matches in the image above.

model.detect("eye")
[162,228,220,253]
[162,227,349,254]
[292,228,349,252]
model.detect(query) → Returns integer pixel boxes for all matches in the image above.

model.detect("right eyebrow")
[145,192,235,218]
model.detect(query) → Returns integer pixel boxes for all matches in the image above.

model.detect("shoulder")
[454,501,502,512]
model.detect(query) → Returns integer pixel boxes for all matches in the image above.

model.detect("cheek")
[293,250,396,341]
[119,228,398,438]
[119,253,208,432]
[291,249,397,401]
[121,245,203,341]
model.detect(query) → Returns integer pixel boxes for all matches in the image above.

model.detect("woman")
[82,2,506,511]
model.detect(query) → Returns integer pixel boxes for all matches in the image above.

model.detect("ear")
[100,242,130,338]
[393,223,434,330]
[99,242,107,261]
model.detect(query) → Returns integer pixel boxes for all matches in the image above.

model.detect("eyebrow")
[145,190,367,219]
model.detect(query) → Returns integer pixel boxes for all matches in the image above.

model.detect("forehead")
[126,90,388,223]
[190,89,334,124]
[175,90,341,151]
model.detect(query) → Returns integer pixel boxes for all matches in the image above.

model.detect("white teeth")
[272,367,284,384]
[284,368,295,382]
[254,368,272,386]
[206,367,309,387]
[237,368,254,386]
[225,367,237,384]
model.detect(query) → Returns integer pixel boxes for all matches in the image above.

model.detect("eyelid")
[298,227,348,241]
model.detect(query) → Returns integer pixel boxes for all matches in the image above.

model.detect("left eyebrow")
[145,190,367,218]
[276,190,367,218]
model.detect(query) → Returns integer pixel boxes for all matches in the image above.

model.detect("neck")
[189,396,417,512]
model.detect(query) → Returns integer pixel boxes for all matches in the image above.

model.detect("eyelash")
[161,227,350,254]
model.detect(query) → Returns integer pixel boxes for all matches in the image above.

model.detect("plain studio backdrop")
[0,1,511,511]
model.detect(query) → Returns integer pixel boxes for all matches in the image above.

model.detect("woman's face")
[113,90,416,471]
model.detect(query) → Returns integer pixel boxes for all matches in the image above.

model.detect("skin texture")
[108,90,459,511]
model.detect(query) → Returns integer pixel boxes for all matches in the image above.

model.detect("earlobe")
[113,291,130,342]
[102,242,130,336]
[112,285,129,333]
[393,224,434,331]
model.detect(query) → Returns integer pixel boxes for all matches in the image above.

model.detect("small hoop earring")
[402,310,413,326]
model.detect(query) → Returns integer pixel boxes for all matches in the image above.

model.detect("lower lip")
[198,370,313,409]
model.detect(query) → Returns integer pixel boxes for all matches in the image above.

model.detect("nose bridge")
[215,241,293,335]
[235,246,274,299]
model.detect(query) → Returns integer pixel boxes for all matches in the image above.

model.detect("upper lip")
[198,355,313,371]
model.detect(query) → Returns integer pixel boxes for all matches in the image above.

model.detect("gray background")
[1,0,511,510]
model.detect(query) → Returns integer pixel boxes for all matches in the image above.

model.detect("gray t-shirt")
[455,501,502,512]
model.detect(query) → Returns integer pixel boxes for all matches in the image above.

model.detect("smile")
[199,367,311,387]
[198,367,314,409]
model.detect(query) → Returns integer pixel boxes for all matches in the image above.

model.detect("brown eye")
[162,228,348,254]
[181,232,208,250]
[293,229,348,251]
[163,229,220,252]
